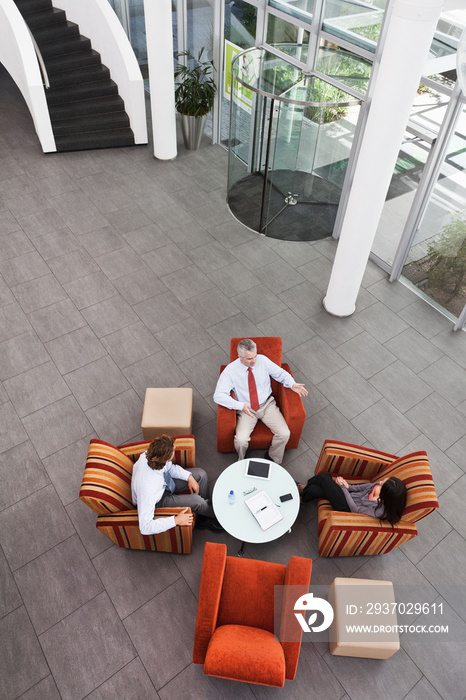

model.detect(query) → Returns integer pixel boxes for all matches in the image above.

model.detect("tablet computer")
[245,460,271,480]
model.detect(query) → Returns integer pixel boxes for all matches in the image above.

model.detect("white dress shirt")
[213,354,295,411]
[131,452,191,535]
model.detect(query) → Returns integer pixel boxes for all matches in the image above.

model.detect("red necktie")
[248,368,259,411]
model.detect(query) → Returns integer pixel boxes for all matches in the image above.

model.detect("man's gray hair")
[237,339,257,357]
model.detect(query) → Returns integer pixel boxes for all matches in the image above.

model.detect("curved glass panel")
[316,44,372,94]
[228,47,362,241]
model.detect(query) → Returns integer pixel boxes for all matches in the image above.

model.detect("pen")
[255,506,267,514]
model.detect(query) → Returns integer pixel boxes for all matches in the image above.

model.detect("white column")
[323,0,444,316]
[144,0,177,160]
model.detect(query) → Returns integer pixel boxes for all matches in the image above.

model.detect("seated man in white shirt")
[214,338,308,465]
[131,434,223,534]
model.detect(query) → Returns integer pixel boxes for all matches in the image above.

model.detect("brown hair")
[146,434,175,470]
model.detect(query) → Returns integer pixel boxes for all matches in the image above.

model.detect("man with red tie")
[213,339,308,465]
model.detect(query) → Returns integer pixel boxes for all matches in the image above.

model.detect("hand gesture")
[187,474,199,494]
[336,476,349,489]
[242,403,254,418]
[292,383,308,397]
[175,507,193,527]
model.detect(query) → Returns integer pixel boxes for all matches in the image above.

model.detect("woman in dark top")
[298,473,407,525]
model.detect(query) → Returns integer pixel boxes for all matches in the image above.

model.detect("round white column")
[143,0,177,160]
[323,0,444,317]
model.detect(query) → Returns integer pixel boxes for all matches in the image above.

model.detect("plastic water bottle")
[228,489,235,506]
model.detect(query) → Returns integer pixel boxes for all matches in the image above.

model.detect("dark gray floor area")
[1,65,466,700]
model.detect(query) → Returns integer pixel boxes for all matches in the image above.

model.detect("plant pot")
[179,113,208,150]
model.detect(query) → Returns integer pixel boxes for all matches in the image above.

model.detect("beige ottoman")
[141,388,193,440]
[328,577,400,659]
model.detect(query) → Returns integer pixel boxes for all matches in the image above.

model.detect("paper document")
[244,490,283,530]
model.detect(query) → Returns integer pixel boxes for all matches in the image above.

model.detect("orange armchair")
[193,542,312,687]
[315,440,439,557]
[79,436,195,553]
[216,337,306,452]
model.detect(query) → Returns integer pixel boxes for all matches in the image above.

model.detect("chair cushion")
[229,337,282,365]
[378,452,439,523]
[204,625,286,687]
[80,440,134,515]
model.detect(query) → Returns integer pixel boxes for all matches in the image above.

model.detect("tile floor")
[1,66,466,700]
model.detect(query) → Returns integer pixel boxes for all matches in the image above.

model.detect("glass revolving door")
[227,48,362,241]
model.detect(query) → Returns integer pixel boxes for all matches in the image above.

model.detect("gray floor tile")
[367,277,418,311]
[134,291,190,333]
[158,663,256,700]
[0,330,49,381]
[0,546,22,618]
[44,434,96,507]
[34,174,78,198]
[273,240,321,267]
[123,350,188,399]
[401,435,463,495]
[446,434,466,472]
[40,592,135,700]
[0,229,35,262]
[166,221,216,252]
[297,255,334,292]
[0,401,28,453]
[146,203,194,231]
[12,274,67,314]
[0,484,75,571]
[232,284,288,324]
[85,658,159,700]
[369,360,434,413]
[31,227,80,261]
[0,274,15,306]
[27,298,86,342]
[351,398,420,454]
[0,301,32,342]
[48,190,94,218]
[183,382,217,430]
[0,440,50,511]
[419,356,466,406]
[101,321,162,369]
[161,263,215,302]
[300,405,365,456]
[47,248,100,284]
[0,208,21,235]
[81,295,139,338]
[402,675,444,700]
[143,243,191,276]
[336,331,397,379]
[205,312,260,348]
[93,546,181,619]
[0,250,50,286]
[0,606,49,700]
[79,226,126,257]
[123,222,170,255]
[206,260,260,297]
[64,356,130,411]
[23,394,94,459]
[384,327,444,373]
[178,345,229,398]
[231,238,281,270]
[187,240,238,272]
[323,647,421,700]
[255,258,307,294]
[88,185,135,215]
[65,499,113,560]
[156,317,217,364]
[17,208,66,239]
[208,218,257,249]
[123,578,198,691]
[113,267,167,306]
[257,308,316,352]
[401,510,452,565]
[405,393,466,451]
[5,191,51,218]
[279,280,326,320]
[18,675,61,700]
[306,310,364,349]
[62,207,110,236]
[437,475,466,540]
[4,360,70,417]
[14,535,103,635]
[64,271,117,310]
[353,302,409,343]
[95,245,147,280]
[85,388,144,444]
[185,287,239,327]
[287,336,348,384]
[317,366,383,420]
[45,326,107,374]
[399,299,453,339]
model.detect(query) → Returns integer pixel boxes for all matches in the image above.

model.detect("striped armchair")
[315,441,439,557]
[79,436,196,553]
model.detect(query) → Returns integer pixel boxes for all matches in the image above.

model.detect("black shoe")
[196,516,224,533]
[264,451,281,465]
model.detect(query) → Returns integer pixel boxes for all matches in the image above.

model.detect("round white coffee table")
[212,458,300,555]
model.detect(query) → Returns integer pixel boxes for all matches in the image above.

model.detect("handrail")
[27,26,50,88]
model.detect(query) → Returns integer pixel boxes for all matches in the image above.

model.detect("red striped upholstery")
[315,441,439,557]
[79,436,196,553]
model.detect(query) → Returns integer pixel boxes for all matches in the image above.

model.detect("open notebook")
[245,490,283,531]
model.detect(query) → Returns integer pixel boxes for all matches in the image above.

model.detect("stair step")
[33,20,79,45]
[48,64,111,89]
[53,111,130,136]
[46,79,119,105]
[45,49,102,74]
[24,7,67,28]
[14,0,52,14]
[48,94,125,119]
[39,35,92,58]
[55,129,136,153]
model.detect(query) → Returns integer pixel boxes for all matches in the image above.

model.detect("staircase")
[14,0,136,152]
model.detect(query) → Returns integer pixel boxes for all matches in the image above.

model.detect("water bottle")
[228,489,235,506]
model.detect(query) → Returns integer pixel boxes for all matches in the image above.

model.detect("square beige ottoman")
[141,388,193,440]
[328,577,400,659]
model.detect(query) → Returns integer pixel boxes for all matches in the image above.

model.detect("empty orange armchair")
[193,542,312,687]
[79,436,195,553]
[315,440,439,557]
[216,337,306,452]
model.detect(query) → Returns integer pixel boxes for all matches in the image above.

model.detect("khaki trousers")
[235,395,290,464]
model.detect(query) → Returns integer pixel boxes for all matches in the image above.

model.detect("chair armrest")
[118,440,152,459]
[315,440,397,480]
[280,556,312,680]
[193,542,227,665]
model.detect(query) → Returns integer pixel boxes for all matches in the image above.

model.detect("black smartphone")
[279,493,293,502]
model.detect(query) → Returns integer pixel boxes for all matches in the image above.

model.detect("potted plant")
[174,48,216,150]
